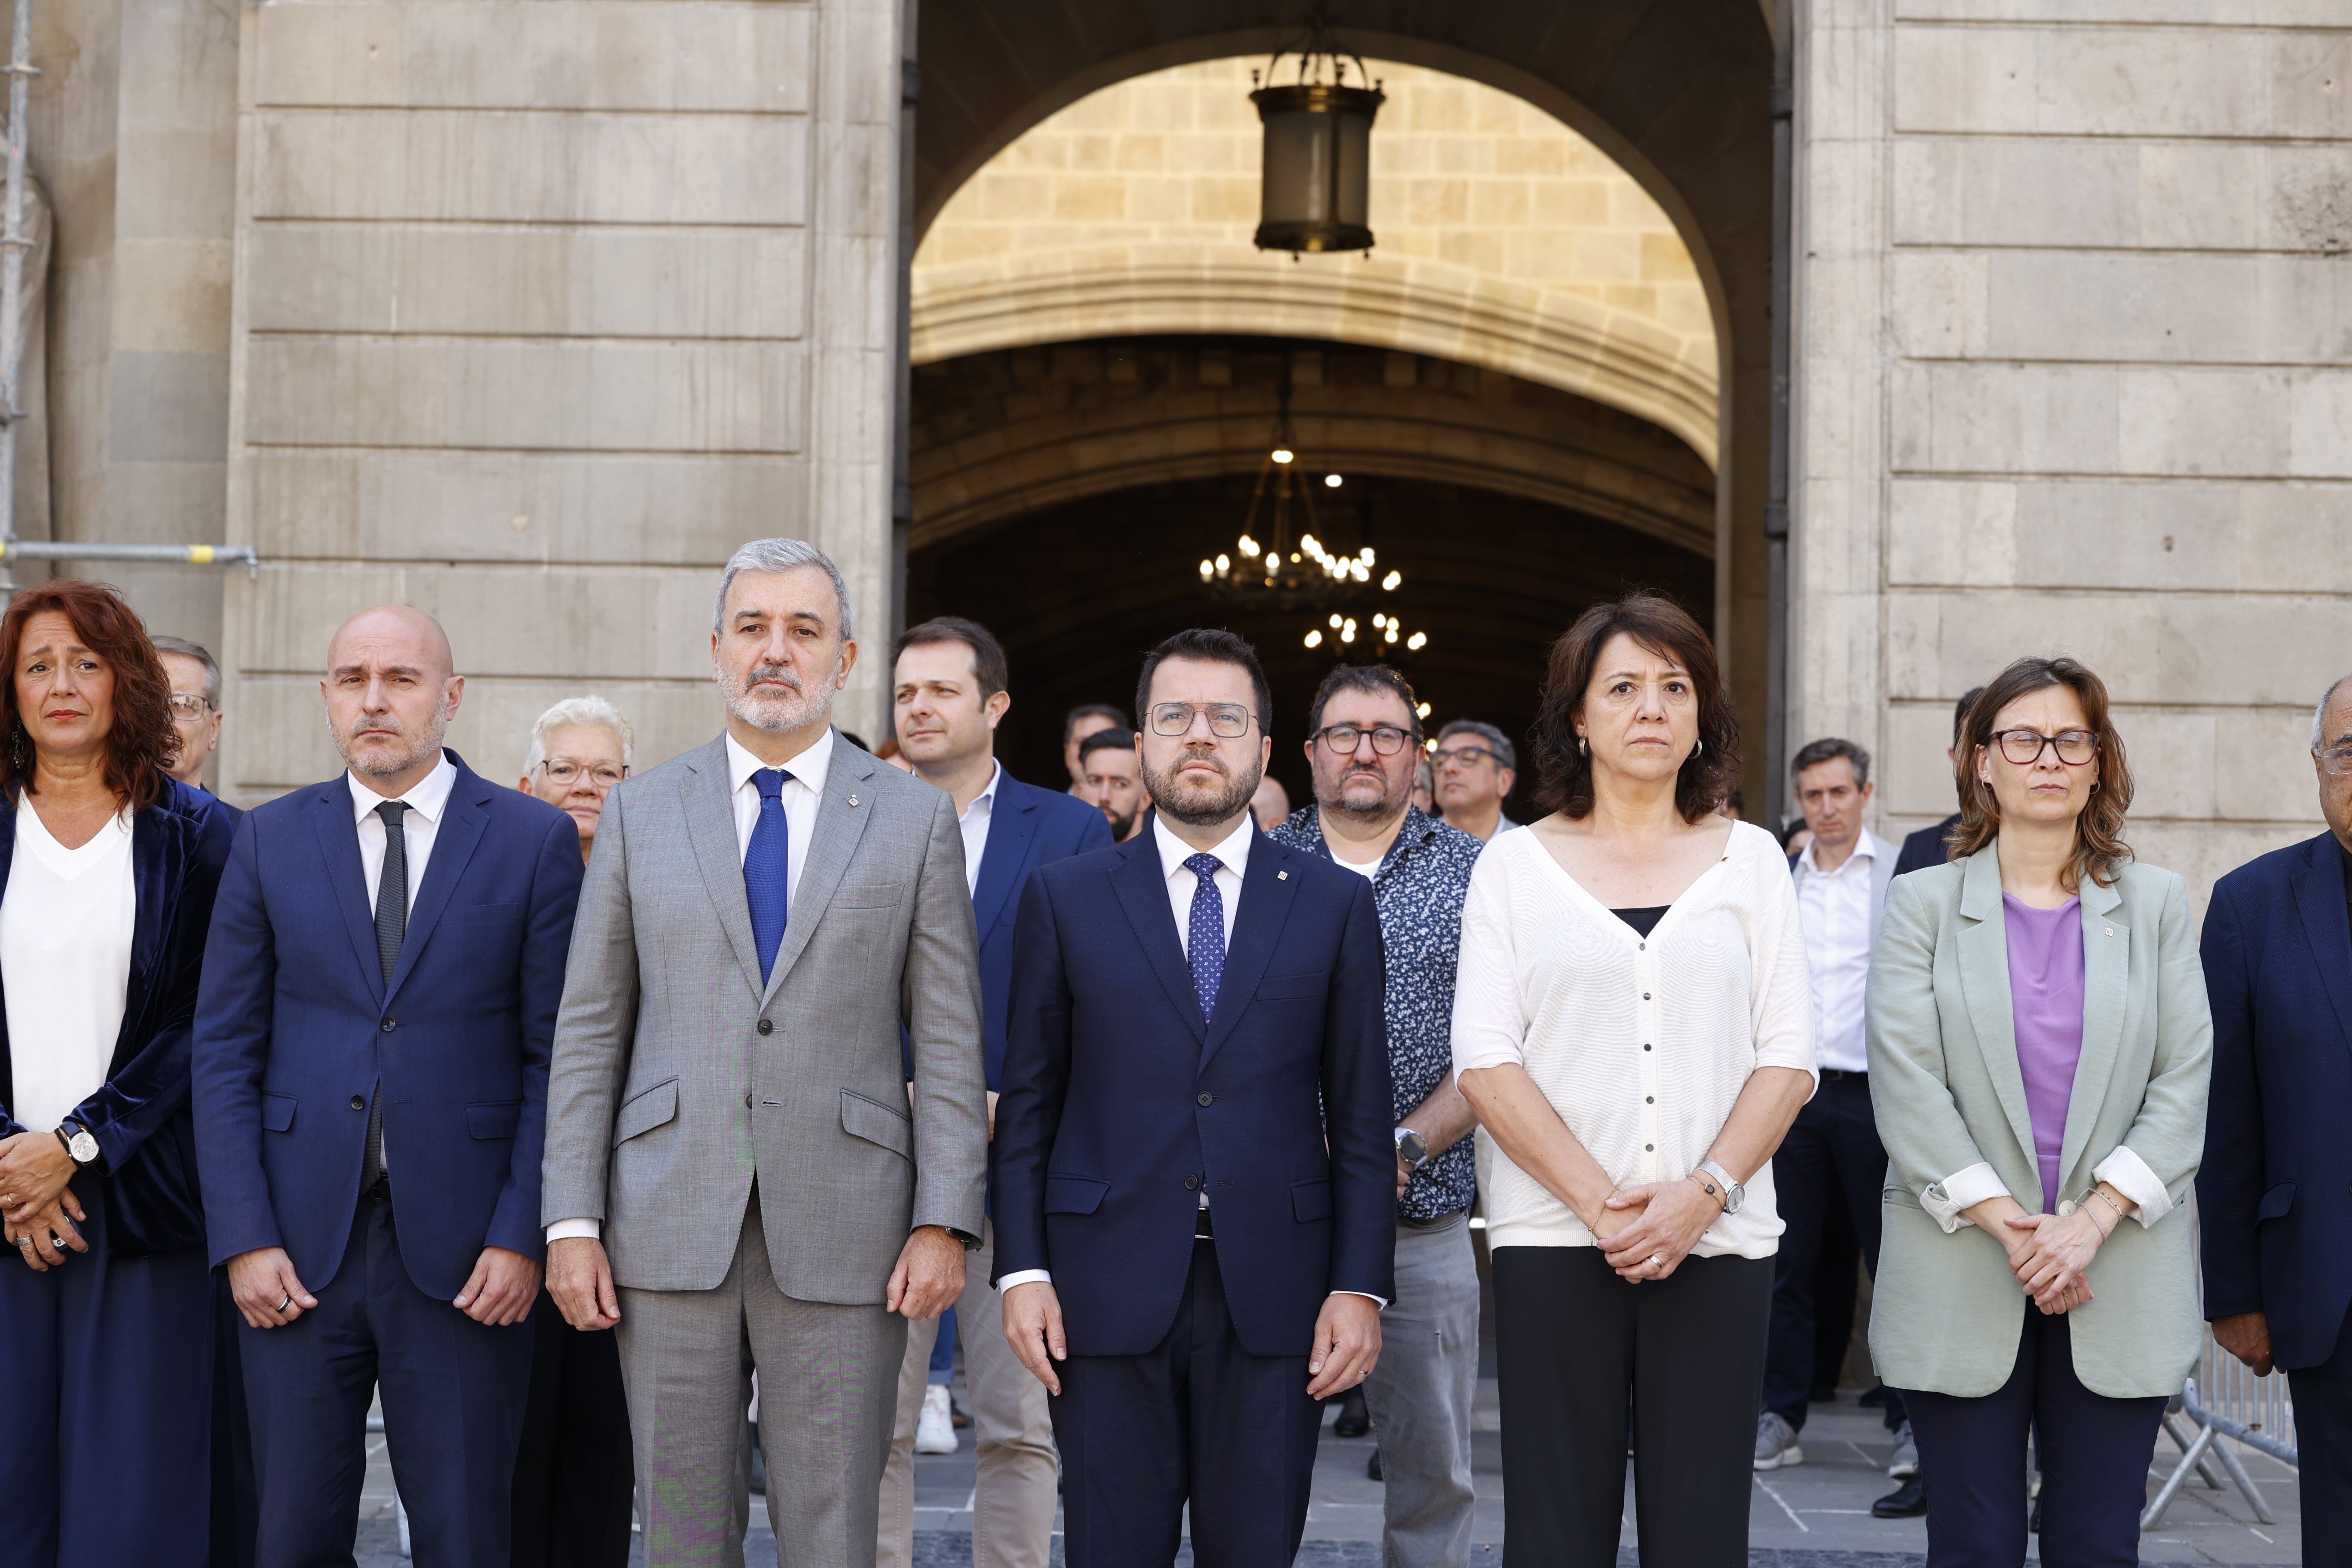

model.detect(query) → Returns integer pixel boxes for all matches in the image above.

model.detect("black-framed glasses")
[1314,722,1411,756]
[167,693,210,718]
[2318,746,2352,777]
[539,760,628,789]
[1432,743,1498,768]
[1148,702,1256,739]
[1991,729,2099,766]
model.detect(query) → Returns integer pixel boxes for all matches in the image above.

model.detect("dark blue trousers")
[1763,1070,1905,1431]
[1049,1240,1324,1568]
[0,1175,214,1568]
[241,1195,533,1568]
[1901,1310,2164,1568]
[2288,1305,2352,1568]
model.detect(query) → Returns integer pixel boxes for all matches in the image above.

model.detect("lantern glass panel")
[1260,109,1333,225]
[1335,109,1372,229]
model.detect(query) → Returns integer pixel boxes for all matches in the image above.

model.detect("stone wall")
[1792,0,2351,906]
[214,0,902,800]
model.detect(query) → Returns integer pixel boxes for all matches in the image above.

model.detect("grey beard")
[331,710,448,779]
[723,670,831,734]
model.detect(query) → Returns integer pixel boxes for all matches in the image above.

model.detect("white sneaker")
[915,1383,957,1455]
[1753,1411,1804,1470]
[1887,1419,1919,1479]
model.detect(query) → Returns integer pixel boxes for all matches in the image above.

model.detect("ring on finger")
[278,1294,294,1314]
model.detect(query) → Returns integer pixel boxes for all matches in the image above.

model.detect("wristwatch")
[1393,1127,1430,1173]
[1694,1159,1745,1215]
[54,1121,98,1168]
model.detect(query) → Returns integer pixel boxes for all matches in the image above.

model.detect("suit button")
[1197,1093,1214,1107]
[745,1095,753,1109]
[1183,1174,1200,1191]
[757,1020,773,1036]
[350,1095,365,1111]
[381,1018,396,1032]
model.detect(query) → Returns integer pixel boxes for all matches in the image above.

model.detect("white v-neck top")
[2,798,136,1134]
[1450,819,1816,1257]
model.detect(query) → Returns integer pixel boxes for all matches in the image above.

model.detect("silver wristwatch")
[1394,1127,1430,1172]
[1694,1160,1744,1215]
[55,1121,98,1167]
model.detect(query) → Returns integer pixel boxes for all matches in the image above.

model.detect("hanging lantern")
[1250,17,1383,255]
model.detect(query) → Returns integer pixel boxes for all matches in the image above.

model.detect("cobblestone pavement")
[352,1382,2300,1565]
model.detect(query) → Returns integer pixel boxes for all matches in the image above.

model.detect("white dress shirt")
[347,752,457,1174]
[1003,812,1381,1305]
[958,760,1003,897]
[1795,829,1884,1075]
[1,801,135,1135]
[548,729,837,1246]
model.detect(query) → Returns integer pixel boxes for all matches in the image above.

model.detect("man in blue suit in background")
[876,616,1112,1568]
[194,606,584,1568]
[993,628,1394,1568]
[2200,672,2352,1568]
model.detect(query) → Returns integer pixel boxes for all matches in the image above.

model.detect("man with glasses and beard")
[993,628,1394,1568]
[1268,665,1485,1568]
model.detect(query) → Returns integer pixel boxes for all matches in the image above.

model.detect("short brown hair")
[1528,592,1737,824]
[1949,656,2132,891]
[0,579,178,813]
[892,616,1009,701]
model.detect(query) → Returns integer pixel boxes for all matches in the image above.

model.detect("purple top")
[2003,893,2086,1213]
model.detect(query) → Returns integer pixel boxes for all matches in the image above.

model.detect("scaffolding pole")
[0,0,34,596]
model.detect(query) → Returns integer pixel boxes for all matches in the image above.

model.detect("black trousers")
[509,1287,636,1568]
[1494,1246,1772,1568]
[1900,1310,2164,1568]
[1050,1240,1325,1568]
[2288,1305,2352,1568]
[1763,1071,1905,1430]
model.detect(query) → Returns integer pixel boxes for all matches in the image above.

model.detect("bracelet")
[1689,1171,1728,1212]
[2089,1188,2127,1234]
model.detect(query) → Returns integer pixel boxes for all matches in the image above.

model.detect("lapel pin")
[848,794,860,807]
[1277,870,1289,881]
[2104,926,2114,937]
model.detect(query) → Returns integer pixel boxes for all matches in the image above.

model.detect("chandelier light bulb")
[1386,625,1400,642]
[1329,614,1343,628]
[1343,618,1357,635]
[1340,626,1355,643]
[1324,473,1342,488]
[1304,629,1323,649]
[1199,560,1213,579]
[1382,570,1401,591]
[1216,553,1231,572]
[1360,548,1375,565]
[1416,702,1431,719]
[1239,535,1261,557]
[1272,447,1294,465]
[1351,561,1369,582]
[1406,631,1427,650]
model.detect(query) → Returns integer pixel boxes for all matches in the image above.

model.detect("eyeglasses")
[539,760,628,789]
[1991,729,2099,766]
[1432,744,1498,769]
[2318,747,2352,777]
[1148,702,1256,739]
[167,693,210,719]
[1314,723,1411,756]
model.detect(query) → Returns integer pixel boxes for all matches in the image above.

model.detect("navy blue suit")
[193,752,582,1568]
[972,771,1115,1094]
[0,776,234,1568]
[992,824,1393,1566]
[2200,828,2352,1563]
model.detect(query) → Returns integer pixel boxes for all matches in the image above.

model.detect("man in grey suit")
[541,538,990,1568]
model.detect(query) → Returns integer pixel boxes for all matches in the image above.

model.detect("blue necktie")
[1184,852,1227,1019]
[745,768,794,985]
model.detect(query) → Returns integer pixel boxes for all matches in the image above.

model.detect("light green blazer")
[1865,843,2212,1399]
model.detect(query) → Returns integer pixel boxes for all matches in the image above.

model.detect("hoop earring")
[1691,736,1703,759]
[1577,735,1587,757]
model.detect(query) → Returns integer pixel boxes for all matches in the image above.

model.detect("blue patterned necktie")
[1184,851,1227,1018]
[744,767,794,986]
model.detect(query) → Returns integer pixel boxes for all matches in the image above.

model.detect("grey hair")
[2315,674,2352,751]
[151,635,222,709]
[714,538,855,642]
[523,695,634,777]
[1437,718,1516,772]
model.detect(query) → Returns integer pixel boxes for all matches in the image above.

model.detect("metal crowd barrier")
[2141,1327,2294,1529]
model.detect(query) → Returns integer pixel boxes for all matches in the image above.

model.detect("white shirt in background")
[1795,828,1886,1075]
[1449,821,1817,1257]
[2,799,136,1133]
[957,760,1003,896]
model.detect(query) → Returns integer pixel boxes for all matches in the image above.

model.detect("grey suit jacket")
[541,733,989,1303]
[1865,843,2211,1399]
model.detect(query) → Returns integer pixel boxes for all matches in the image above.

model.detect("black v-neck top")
[1612,905,1671,939]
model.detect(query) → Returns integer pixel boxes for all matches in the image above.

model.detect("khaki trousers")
[876,1219,1057,1568]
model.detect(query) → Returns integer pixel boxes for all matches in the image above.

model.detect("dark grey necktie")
[361,799,408,1195]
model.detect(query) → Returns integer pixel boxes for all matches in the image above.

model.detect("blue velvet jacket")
[0,775,236,1258]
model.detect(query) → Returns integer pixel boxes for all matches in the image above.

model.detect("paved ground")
[352,1378,2300,1565]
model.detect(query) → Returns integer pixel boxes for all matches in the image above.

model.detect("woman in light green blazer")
[1867,656,2210,1568]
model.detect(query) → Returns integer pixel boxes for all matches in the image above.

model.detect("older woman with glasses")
[517,695,633,866]
[0,579,236,1566]
[1868,656,2211,1567]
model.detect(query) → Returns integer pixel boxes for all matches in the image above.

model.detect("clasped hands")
[1584,1172,1724,1283]
[0,1130,88,1271]
[1988,1194,2122,1315]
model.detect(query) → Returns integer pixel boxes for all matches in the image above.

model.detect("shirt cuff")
[2092,1147,2172,1228]
[1922,1162,2009,1234]
[1334,1290,1388,1309]
[545,1218,602,1243]
[997,1268,1052,1292]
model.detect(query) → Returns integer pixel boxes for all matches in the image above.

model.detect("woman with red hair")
[0,579,236,1565]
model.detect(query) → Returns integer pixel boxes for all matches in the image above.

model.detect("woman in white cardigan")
[1455,593,1816,1568]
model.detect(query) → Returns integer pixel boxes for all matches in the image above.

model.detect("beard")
[723,659,833,734]
[1320,763,1405,824]
[330,705,450,780]
[1104,800,1139,839]
[1141,745,1260,828]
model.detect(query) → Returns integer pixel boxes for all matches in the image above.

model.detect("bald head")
[2315,674,2352,853]
[323,605,464,793]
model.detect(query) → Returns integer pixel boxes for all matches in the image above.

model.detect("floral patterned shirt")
[1268,803,1485,1219]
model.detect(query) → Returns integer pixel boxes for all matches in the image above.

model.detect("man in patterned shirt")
[1269,664,1486,1568]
